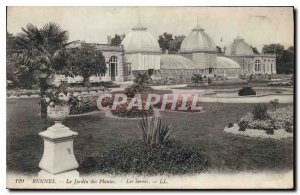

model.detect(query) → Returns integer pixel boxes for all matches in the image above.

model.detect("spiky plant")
[138,116,174,148]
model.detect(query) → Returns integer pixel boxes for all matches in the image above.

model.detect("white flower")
[66,93,71,101]
[49,102,54,107]
[73,92,79,97]
[58,93,67,101]
[45,98,50,103]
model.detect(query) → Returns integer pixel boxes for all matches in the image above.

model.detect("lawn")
[7,97,293,175]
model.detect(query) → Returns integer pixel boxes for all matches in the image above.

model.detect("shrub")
[138,116,174,148]
[134,72,150,85]
[238,87,256,96]
[284,121,293,133]
[91,81,120,88]
[227,123,234,128]
[124,84,143,98]
[269,99,279,110]
[265,123,276,135]
[252,104,268,120]
[125,73,152,97]
[79,139,210,175]
[191,74,203,83]
[238,121,248,131]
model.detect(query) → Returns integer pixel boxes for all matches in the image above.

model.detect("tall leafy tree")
[158,33,185,54]
[110,34,123,46]
[170,35,185,53]
[158,32,173,52]
[262,44,284,56]
[69,44,107,85]
[278,46,294,74]
[13,22,73,130]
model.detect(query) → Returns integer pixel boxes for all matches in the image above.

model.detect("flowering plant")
[44,79,79,108]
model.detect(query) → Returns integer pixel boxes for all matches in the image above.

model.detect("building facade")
[68,22,276,83]
[224,36,277,75]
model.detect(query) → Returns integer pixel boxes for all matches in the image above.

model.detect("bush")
[238,121,248,131]
[124,84,143,98]
[191,74,203,83]
[69,94,98,115]
[238,87,256,96]
[284,121,293,133]
[227,123,234,128]
[265,129,274,135]
[269,99,279,110]
[91,81,120,88]
[79,139,210,175]
[252,104,268,120]
[138,116,174,148]
[125,73,152,97]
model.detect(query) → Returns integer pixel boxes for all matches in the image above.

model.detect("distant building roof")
[160,54,197,69]
[216,56,241,69]
[180,24,216,53]
[225,36,254,56]
[121,22,161,53]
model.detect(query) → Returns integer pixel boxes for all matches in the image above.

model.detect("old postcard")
[6,6,294,189]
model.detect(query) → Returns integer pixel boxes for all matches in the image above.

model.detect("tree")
[111,34,123,46]
[262,44,294,74]
[6,32,19,85]
[169,35,185,53]
[262,44,284,56]
[251,46,259,54]
[278,46,294,74]
[158,32,173,53]
[13,22,72,130]
[69,44,107,85]
[158,33,185,54]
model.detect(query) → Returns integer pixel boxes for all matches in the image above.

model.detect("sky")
[7,6,294,52]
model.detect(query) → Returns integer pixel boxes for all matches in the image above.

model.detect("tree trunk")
[40,77,48,130]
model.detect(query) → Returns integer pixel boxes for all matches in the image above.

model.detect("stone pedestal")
[38,121,79,178]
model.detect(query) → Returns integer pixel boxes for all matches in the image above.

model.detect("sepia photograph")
[5,6,295,189]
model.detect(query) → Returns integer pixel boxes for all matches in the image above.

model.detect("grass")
[7,98,293,174]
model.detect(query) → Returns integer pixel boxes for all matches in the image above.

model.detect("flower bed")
[224,124,293,140]
[69,94,99,115]
[110,98,154,118]
[225,104,293,139]
[267,81,293,86]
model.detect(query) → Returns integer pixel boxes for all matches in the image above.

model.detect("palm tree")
[13,22,73,130]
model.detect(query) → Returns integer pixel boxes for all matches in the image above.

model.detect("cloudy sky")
[7,6,294,52]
